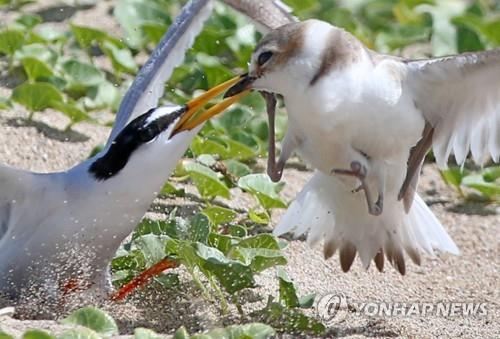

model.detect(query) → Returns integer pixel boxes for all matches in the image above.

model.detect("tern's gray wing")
[222,0,297,31]
[0,165,40,242]
[405,50,500,168]
[108,0,213,143]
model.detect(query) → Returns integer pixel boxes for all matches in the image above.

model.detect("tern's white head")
[225,19,365,97]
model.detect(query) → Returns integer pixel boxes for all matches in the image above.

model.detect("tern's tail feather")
[274,172,458,274]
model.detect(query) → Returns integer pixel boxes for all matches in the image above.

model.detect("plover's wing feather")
[222,0,297,31]
[405,50,500,168]
[108,0,213,143]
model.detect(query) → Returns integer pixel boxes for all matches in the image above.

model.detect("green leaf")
[0,332,14,339]
[223,138,257,161]
[452,15,500,46]
[207,233,236,254]
[248,209,270,225]
[160,181,185,197]
[71,25,125,49]
[190,323,275,339]
[202,206,237,225]
[188,214,210,243]
[253,301,325,335]
[62,59,105,88]
[141,22,167,45]
[154,273,180,288]
[298,293,316,309]
[232,234,287,272]
[22,330,55,339]
[482,166,500,182]
[0,97,12,109]
[238,174,286,210]
[83,81,121,111]
[229,225,247,237]
[223,159,251,178]
[60,307,118,336]
[11,82,63,112]
[238,234,281,250]
[197,154,217,167]
[190,136,229,158]
[111,249,145,271]
[101,40,137,74]
[440,167,466,188]
[462,174,500,199]
[37,27,67,42]
[195,243,255,294]
[113,0,171,48]
[16,14,42,29]
[58,328,101,339]
[50,101,92,124]
[134,234,169,266]
[21,57,54,82]
[173,327,189,339]
[14,43,58,65]
[134,328,162,339]
[0,30,25,55]
[184,162,230,199]
[277,268,300,308]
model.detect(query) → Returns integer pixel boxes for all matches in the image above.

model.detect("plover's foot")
[332,161,383,216]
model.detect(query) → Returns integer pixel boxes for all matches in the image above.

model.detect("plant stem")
[188,267,211,300]
[208,275,229,315]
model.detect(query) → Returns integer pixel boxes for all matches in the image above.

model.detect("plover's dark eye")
[257,51,273,66]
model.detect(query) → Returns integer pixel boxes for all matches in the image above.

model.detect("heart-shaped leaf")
[21,57,54,82]
[11,82,63,112]
[184,162,230,199]
[62,59,105,89]
[0,30,25,55]
[195,243,255,294]
[190,323,275,339]
[60,307,118,336]
[202,206,237,225]
[22,330,54,339]
[238,174,286,209]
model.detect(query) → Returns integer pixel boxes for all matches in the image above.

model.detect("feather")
[339,242,356,272]
[373,249,384,272]
[406,50,500,168]
[274,172,458,275]
[108,0,214,142]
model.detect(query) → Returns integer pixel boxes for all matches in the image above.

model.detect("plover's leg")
[398,122,433,212]
[374,167,386,215]
[261,91,297,182]
[332,161,383,216]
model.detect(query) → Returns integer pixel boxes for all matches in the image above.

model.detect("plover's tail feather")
[273,172,458,274]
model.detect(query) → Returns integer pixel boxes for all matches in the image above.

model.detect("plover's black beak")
[174,75,249,133]
[224,73,257,98]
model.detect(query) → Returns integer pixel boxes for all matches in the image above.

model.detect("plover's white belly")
[285,87,425,185]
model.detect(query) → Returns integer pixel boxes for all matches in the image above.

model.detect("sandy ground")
[1,1,499,338]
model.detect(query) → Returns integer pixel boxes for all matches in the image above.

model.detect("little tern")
[225,19,499,274]
[0,78,245,300]
[0,0,292,301]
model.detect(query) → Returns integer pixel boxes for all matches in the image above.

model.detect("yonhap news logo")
[316,293,487,326]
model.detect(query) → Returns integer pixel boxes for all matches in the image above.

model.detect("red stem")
[110,257,180,301]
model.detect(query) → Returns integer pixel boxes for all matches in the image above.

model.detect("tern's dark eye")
[257,51,273,66]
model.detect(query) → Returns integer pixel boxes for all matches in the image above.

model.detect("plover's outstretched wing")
[108,0,213,142]
[405,50,500,168]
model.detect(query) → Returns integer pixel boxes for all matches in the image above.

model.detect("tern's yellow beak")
[174,75,249,133]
